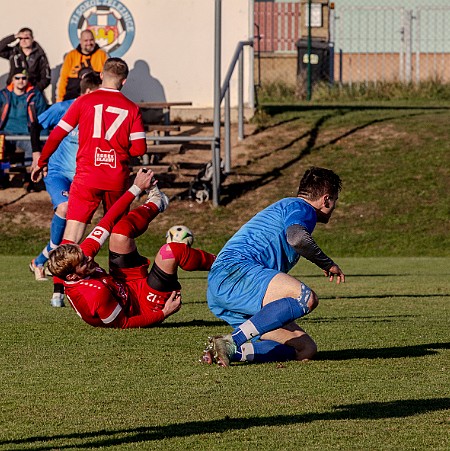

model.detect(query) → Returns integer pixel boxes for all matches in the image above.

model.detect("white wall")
[0,0,251,108]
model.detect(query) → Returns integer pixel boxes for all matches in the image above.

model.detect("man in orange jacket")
[57,29,108,102]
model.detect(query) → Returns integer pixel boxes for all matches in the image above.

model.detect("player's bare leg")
[62,219,87,244]
[260,272,319,360]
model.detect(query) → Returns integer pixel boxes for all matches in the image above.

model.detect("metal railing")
[221,39,253,175]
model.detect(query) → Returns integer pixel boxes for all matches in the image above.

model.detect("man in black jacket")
[0,28,51,95]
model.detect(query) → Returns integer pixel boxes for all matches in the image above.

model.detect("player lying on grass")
[47,168,216,328]
[202,166,345,366]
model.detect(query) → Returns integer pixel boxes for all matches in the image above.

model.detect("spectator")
[47,168,216,329]
[0,68,47,169]
[0,27,51,95]
[29,72,102,308]
[57,29,108,102]
[32,57,147,245]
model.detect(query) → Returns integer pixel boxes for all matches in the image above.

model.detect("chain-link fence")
[333,5,450,84]
[254,1,450,86]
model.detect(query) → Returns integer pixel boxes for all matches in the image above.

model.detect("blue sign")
[68,0,135,58]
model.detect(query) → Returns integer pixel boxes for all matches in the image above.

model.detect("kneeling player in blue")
[202,166,345,366]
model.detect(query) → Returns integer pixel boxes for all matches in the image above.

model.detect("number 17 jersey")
[58,87,147,191]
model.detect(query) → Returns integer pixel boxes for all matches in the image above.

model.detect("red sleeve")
[39,99,81,166]
[112,308,165,328]
[129,109,147,157]
[38,125,70,166]
[80,190,136,258]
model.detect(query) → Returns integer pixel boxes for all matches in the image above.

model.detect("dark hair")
[18,27,33,38]
[80,71,101,93]
[297,167,342,200]
[103,57,129,80]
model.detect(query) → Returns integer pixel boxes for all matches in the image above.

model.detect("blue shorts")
[44,173,72,210]
[207,255,279,329]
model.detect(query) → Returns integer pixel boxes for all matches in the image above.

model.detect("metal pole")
[248,0,255,109]
[213,0,222,207]
[307,0,312,101]
[224,88,231,173]
[238,50,244,141]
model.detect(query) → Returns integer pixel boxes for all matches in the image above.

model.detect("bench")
[130,164,171,174]
[145,124,181,133]
[137,101,192,125]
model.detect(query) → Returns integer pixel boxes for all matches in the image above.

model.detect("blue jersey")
[38,100,77,180]
[207,198,318,327]
[215,197,317,273]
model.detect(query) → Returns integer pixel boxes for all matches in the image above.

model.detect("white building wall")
[0,0,251,108]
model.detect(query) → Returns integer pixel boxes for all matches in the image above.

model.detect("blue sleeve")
[284,200,316,234]
[38,101,72,129]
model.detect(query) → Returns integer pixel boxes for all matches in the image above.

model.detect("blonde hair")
[47,244,83,280]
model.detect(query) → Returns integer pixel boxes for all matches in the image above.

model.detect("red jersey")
[63,188,169,328]
[64,264,169,329]
[39,88,147,191]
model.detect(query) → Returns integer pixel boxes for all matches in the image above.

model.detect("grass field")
[1,256,448,450]
[1,99,449,449]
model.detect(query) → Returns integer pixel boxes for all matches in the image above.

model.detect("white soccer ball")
[166,225,194,246]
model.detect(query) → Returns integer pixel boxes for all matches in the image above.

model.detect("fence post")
[212,0,222,207]
[238,50,244,141]
[404,10,413,83]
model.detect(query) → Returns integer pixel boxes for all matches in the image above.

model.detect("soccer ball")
[166,225,194,246]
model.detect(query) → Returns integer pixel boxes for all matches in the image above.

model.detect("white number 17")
[93,104,129,140]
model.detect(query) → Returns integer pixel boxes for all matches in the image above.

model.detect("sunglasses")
[14,76,28,80]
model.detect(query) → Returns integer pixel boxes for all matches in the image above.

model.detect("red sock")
[112,203,159,238]
[167,242,216,271]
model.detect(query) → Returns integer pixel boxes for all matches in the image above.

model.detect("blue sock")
[232,340,297,363]
[34,214,66,266]
[231,297,310,347]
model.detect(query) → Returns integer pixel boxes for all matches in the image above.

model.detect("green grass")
[257,79,450,103]
[1,256,448,450]
[2,101,449,258]
[1,98,449,448]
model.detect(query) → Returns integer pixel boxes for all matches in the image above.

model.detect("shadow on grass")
[320,294,450,300]
[160,319,225,328]
[221,107,434,205]
[3,397,449,449]
[316,342,450,361]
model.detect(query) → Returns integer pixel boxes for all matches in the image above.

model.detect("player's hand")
[162,291,182,318]
[30,152,41,172]
[134,168,155,191]
[31,164,47,182]
[324,264,345,284]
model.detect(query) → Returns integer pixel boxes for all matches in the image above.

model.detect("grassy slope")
[1,102,448,258]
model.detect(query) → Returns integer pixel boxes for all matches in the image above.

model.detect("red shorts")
[66,181,125,223]
[111,262,172,312]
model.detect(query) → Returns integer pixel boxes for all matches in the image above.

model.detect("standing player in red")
[31,57,147,244]
[47,168,216,328]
